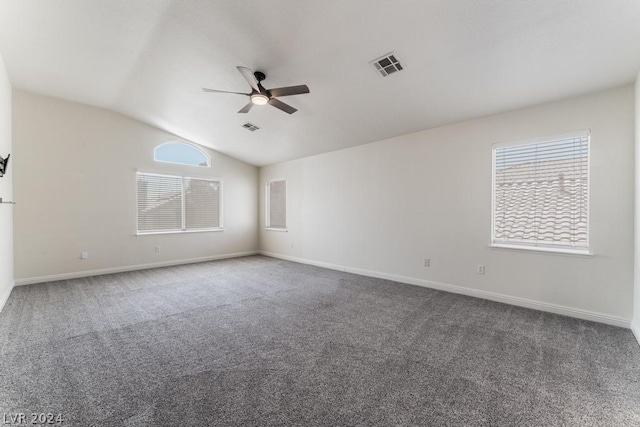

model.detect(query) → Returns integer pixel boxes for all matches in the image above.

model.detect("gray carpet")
[0,256,639,426]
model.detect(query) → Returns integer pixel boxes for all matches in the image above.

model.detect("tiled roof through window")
[493,137,588,248]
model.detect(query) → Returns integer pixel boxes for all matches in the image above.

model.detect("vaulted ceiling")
[1,0,639,166]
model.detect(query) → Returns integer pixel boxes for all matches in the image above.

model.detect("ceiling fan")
[203,66,310,114]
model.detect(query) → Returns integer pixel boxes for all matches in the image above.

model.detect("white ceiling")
[1,1,639,166]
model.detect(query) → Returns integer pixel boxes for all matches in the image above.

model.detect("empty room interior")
[1,1,640,425]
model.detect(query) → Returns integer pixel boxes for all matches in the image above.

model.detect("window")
[491,131,589,253]
[137,172,222,234]
[266,179,286,230]
[154,142,210,167]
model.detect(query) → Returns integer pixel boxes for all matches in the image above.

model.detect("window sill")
[265,227,288,232]
[489,243,593,257]
[137,228,224,236]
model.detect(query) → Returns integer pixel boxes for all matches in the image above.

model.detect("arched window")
[154,142,210,167]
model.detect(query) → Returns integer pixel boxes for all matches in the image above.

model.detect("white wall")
[0,52,13,310]
[13,90,258,281]
[633,72,640,342]
[260,85,635,325]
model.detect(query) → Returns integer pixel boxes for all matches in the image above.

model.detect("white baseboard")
[0,280,15,313]
[14,251,259,286]
[631,320,640,347]
[260,251,631,329]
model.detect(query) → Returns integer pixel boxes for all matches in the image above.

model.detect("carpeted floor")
[0,255,639,426]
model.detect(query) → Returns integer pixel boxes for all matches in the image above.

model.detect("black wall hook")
[0,154,9,177]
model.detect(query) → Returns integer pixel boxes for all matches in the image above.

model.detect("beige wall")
[634,72,640,341]
[13,90,258,281]
[260,85,635,323]
[0,53,13,310]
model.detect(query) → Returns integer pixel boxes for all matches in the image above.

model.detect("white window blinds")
[267,180,286,229]
[492,132,589,250]
[185,177,221,230]
[137,172,222,234]
[137,173,183,233]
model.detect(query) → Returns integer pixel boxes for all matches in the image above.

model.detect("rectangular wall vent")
[242,122,260,132]
[370,52,404,77]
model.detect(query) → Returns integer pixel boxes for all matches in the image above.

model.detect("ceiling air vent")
[370,52,404,77]
[242,122,260,132]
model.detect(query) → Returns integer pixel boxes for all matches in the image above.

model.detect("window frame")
[265,178,287,232]
[153,141,211,168]
[136,171,223,235]
[490,130,591,256]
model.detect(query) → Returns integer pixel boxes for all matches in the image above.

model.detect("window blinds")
[492,133,589,249]
[137,173,183,233]
[185,177,220,230]
[137,172,221,234]
[267,180,286,229]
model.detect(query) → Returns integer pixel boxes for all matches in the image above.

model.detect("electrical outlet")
[476,264,485,275]
[155,246,161,253]
[424,259,430,267]
[81,251,88,260]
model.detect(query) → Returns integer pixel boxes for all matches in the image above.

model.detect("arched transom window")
[154,142,210,167]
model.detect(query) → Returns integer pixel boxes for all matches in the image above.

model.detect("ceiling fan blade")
[268,85,310,97]
[268,97,297,114]
[202,88,250,95]
[236,66,260,92]
[238,102,253,113]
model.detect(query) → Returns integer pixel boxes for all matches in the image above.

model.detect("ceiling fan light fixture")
[251,93,269,105]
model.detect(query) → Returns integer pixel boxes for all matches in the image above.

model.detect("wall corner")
[634,69,640,346]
